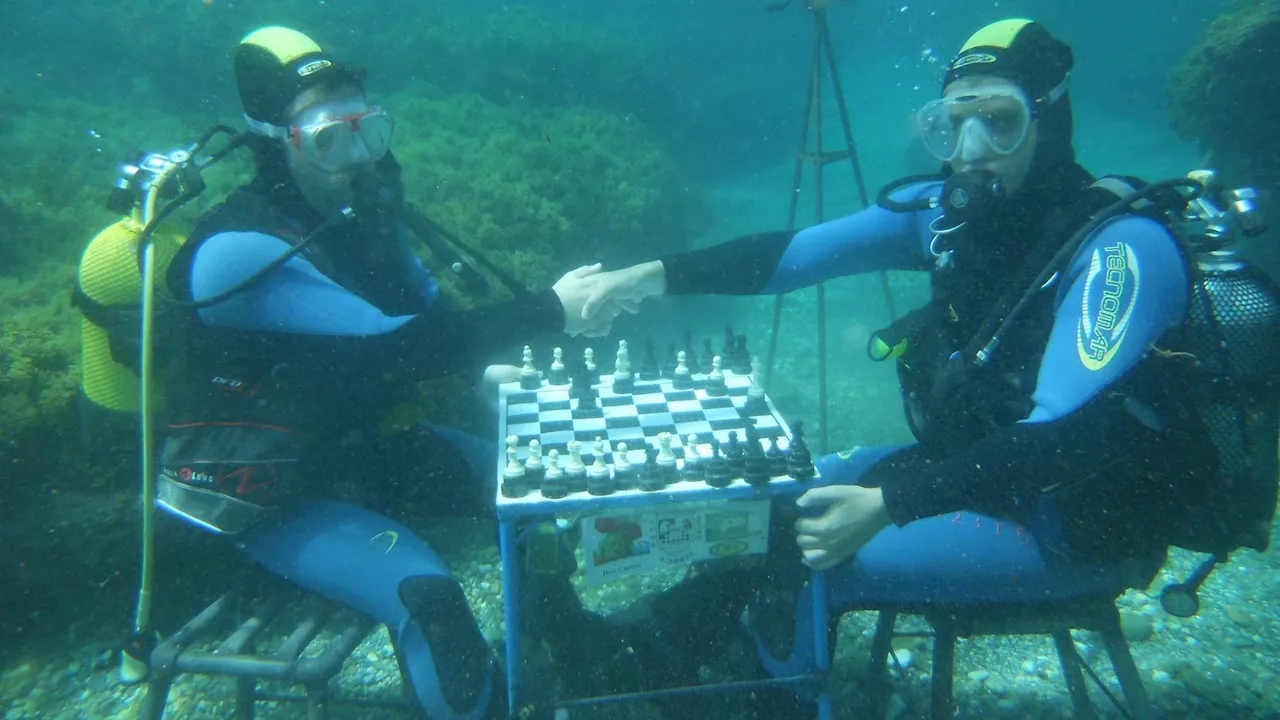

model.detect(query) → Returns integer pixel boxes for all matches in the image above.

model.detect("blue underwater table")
[493,366,833,718]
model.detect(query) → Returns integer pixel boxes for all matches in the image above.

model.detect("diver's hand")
[554,263,618,336]
[482,364,522,385]
[581,261,667,322]
[793,485,892,570]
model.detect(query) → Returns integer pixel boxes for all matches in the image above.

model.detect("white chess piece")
[503,435,525,480]
[656,432,677,467]
[710,355,724,383]
[525,438,544,473]
[552,347,565,372]
[584,347,596,373]
[675,351,689,379]
[614,441,631,472]
[614,340,631,379]
[566,440,586,473]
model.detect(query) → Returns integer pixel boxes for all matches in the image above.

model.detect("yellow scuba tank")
[75,215,186,413]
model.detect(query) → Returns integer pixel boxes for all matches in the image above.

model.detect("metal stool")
[138,589,406,719]
[865,595,1153,720]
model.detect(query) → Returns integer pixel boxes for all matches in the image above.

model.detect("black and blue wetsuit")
[657,173,1212,677]
[156,177,561,720]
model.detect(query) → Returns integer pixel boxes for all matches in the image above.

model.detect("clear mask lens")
[917,91,1030,162]
[293,107,394,172]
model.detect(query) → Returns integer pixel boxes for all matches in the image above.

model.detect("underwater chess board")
[494,370,817,508]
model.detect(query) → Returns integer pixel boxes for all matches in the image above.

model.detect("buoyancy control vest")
[872,168,1280,559]
[153,177,440,533]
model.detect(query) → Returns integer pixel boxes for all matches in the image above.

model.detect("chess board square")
[541,429,576,447]
[540,408,573,423]
[663,389,697,403]
[699,397,735,410]
[508,402,540,417]
[709,417,749,432]
[667,399,702,413]
[508,411,540,425]
[704,406,744,422]
[635,402,669,415]
[632,390,666,405]
[574,417,608,434]
[508,391,539,404]
[675,419,713,437]
[539,399,571,412]
[671,410,708,425]
[605,415,641,430]
[610,426,647,443]
[541,419,574,434]
[507,421,541,437]
[638,412,675,428]
[601,395,633,408]
[602,404,638,420]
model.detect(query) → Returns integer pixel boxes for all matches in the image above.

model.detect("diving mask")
[916,88,1031,163]
[247,100,394,172]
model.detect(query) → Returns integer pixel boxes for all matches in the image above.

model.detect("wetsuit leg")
[754,446,1163,680]
[235,499,504,720]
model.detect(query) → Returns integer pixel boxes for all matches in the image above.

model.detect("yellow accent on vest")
[959,18,1033,53]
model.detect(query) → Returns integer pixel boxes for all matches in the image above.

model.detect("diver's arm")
[190,231,562,377]
[873,216,1190,525]
[658,182,941,296]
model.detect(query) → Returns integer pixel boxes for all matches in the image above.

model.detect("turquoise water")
[1,1,1276,718]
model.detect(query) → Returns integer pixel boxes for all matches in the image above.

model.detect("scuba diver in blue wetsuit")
[568,17,1280,710]
[74,26,630,720]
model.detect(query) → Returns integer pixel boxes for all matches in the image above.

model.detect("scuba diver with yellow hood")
[74,25,626,720]
[565,18,1280,714]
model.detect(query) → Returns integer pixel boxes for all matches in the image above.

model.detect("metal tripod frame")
[763,7,898,454]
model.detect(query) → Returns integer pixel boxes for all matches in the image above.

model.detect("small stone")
[1119,611,1154,642]
[967,670,990,683]
[1224,606,1255,628]
[1152,669,1173,684]
[1020,659,1038,675]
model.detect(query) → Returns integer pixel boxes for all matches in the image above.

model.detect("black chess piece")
[572,362,603,418]
[638,445,665,492]
[724,430,745,480]
[731,334,753,375]
[742,423,770,487]
[640,337,660,381]
[786,420,816,482]
[683,330,697,369]
[723,325,737,360]
[700,338,715,375]
[704,438,732,488]
[662,343,678,380]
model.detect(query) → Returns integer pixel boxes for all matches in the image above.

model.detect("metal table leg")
[499,518,522,713]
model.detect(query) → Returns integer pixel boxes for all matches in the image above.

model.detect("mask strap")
[244,115,289,141]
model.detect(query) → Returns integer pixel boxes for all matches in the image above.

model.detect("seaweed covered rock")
[390,87,712,290]
[1168,0,1280,189]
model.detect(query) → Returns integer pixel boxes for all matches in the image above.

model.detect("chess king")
[73,26,627,720]
[572,17,1280,712]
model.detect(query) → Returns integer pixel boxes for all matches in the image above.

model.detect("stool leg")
[138,675,174,720]
[306,681,331,720]
[1051,630,1097,720]
[233,677,256,719]
[931,619,956,720]
[865,611,897,718]
[1098,615,1152,720]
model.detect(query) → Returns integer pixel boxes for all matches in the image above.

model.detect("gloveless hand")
[793,485,893,570]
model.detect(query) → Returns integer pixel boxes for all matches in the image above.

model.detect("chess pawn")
[703,437,732,488]
[501,436,528,498]
[766,436,787,477]
[519,345,541,390]
[564,440,588,493]
[680,433,704,482]
[524,439,545,489]
[705,355,727,397]
[548,347,569,386]
[587,438,613,496]
[724,430,746,480]
[744,356,769,415]
[541,449,567,499]
[584,347,596,374]
[672,351,693,390]
[656,432,679,483]
[613,442,636,490]
[787,420,816,482]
